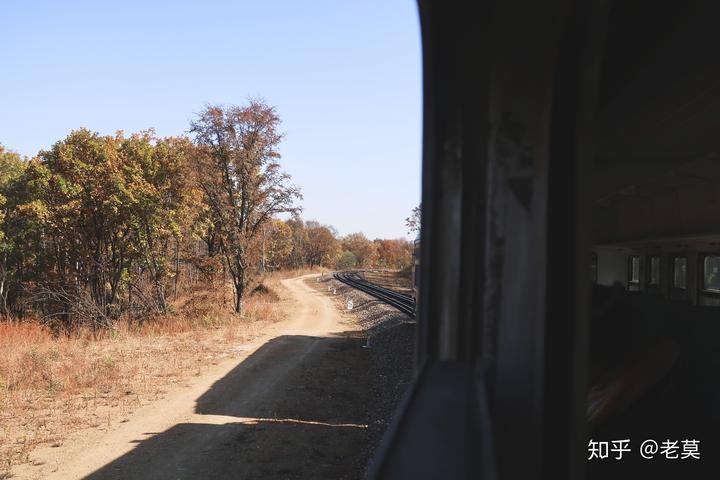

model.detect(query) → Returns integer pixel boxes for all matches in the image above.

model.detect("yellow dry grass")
[0,271,299,478]
[361,269,413,294]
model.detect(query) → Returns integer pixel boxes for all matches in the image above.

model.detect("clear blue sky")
[0,0,421,240]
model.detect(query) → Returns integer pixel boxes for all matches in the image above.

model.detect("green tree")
[121,133,201,312]
[13,130,203,328]
[0,145,27,315]
[336,251,357,270]
[20,130,135,328]
[341,232,375,267]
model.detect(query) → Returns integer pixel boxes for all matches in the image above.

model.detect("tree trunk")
[155,279,167,312]
[233,259,245,314]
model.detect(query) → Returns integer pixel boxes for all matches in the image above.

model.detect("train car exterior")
[370,2,720,479]
[412,237,420,307]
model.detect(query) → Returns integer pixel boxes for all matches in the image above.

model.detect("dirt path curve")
[15,274,373,480]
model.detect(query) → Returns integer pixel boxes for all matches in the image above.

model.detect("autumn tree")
[0,145,27,315]
[406,204,421,235]
[190,101,301,313]
[374,238,412,269]
[336,250,357,270]
[304,221,338,268]
[285,215,308,269]
[11,130,202,327]
[341,232,375,268]
[261,218,293,271]
[121,133,201,312]
[0,146,25,235]
[13,130,132,327]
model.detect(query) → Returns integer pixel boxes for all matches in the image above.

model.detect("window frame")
[700,253,720,296]
[647,255,661,286]
[671,254,688,291]
[628,255,641,286]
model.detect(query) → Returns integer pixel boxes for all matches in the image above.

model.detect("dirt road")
[15,274,374,480]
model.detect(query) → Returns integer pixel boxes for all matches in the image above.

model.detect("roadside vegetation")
[0,104,413,332]
[0,270,290,477]
[0,100,414,477]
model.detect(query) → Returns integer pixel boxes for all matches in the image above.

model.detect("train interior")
[590,158,720,306]
[592,1,720,304]
[585,4,720,476]
[592,159,720,304]
[371,2,720,479]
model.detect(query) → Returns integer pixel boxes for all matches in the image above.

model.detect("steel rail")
[333,271,416,319]
[343,272,414,302]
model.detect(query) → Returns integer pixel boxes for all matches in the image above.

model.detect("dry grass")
[0,271,298,478]
[360,269,413,295]
[260,266,328,281]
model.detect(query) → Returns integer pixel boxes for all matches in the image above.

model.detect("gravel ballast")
[312,273,415,475]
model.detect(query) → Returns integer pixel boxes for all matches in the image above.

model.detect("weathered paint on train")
[412,237,420,315]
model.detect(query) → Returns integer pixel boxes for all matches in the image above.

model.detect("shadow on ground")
[315,277,415,459]
[83,332,373,480]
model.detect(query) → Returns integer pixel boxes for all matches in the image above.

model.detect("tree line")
[0,101,412,330]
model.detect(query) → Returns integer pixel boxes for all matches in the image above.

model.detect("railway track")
[333,271,416,319]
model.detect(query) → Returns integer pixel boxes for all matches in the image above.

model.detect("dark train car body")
[370,1,720,480]
[412,237,420,305]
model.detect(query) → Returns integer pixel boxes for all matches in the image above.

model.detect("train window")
[628,256,640,284]
[702,255,720,293]
[672,256,688,289]
[648,255,661,285]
